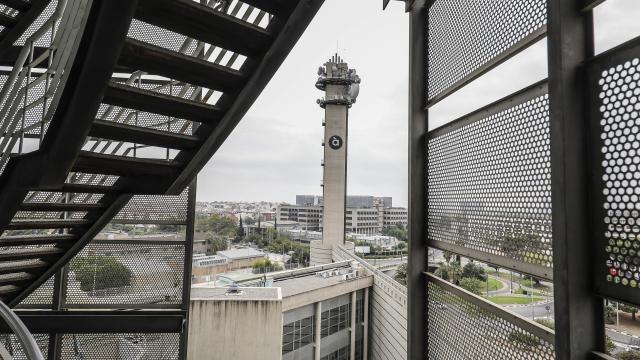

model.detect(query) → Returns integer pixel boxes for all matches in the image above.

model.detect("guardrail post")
[408,0,427,359]
[547,0,604,357]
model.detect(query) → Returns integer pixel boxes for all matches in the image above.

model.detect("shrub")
[534,318,555,330]
[459,277,484,295]
[508,331,541,348]
[252,259,283,274]
[69,256,132,292]
[618,351,640,360]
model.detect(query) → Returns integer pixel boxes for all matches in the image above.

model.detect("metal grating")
[588,37,640,305]
[427,0,547,104]
[428,81,553,279]
[113,188,189,224]
[0,334,49,359]
[59,333,179,359]
[63,242,185,308]
[16,277,54,308]
[426,274,555,360]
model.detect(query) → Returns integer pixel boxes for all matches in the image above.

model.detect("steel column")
[546,0,604,357]
[179,179,197,360]
[408,0,427,359]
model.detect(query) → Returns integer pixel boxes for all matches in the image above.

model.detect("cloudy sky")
[196,0,640,207]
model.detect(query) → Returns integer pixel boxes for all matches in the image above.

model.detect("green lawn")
[485,277,503,292]
[486,295,544,305]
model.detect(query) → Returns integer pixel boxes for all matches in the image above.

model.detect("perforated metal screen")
[426,274,555,360]
[588,38,640,305]
[113,189,190,224]
[58,333,179,359]
[427,0,547,104]
[427,81,553,279]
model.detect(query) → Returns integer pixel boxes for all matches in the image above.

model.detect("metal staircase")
[0,0,323,309]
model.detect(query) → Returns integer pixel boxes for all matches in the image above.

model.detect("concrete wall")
[188,298,282,360]
[321,84,349,249]
[333,247,408,360]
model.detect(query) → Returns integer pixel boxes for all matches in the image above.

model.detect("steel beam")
[408,0,427,359]
[546,0,604,357]
[3,311,186,333]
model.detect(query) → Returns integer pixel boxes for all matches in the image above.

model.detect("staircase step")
[73,151,182,177]
[136,0,273,58]
[103,82,224,125]
[19,202,106,212]
[0,285,20,297]
[6,219,92,230]
[0,0,30,11]
[0,260,48,275]
[0,247,65,261]
[0,273,35,286]
[0,13,17,28]
[60,183,119,194]
[240,0,297,18]
[89,119,201,150]
[119,38,246,93]
[0,234,78,247]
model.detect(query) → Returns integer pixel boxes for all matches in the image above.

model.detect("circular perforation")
[428,94,553,270]
[597,57,640,289]
[428,0,547,101]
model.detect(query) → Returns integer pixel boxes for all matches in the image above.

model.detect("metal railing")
[0,301,44,359]
[334,244,407,296]
[0,0,91,175]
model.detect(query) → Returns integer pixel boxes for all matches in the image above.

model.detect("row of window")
[282,316,314,354]
[320,344,350,360]
[321,303,351,338]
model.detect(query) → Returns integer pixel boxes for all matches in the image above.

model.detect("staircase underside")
[0,0,325,307]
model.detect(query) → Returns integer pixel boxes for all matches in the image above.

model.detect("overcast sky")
[196,0,640,207]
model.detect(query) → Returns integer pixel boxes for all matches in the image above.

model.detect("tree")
[244,217,256,226]
[382,225,407,242]
[442,251,453,264]
[606,335,616,355]
[462,262,486,281]
[237,216,245,241]
[206,233,228,254]
[621,304,639,321]
[69,256,132,292]
[252,259,283,274]
[618,351,640,360]
[195,214,237,238]
[395,263,407,286]
[459,277,483,295]
[448,262,463,284]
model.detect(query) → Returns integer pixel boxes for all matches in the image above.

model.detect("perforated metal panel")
[0,334,49,359]
[16,277,54,308]
[427,0,547,104]
[426,274,555,360]
[63,242,185,308]
[588,38,640,305]
[59,333,179,359]
[113,188,189,224]
[428,81,553,279]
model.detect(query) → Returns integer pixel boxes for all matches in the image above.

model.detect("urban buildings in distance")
[278,195,407,235]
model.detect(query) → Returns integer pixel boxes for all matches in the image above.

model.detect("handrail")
[0,301,44,360]
[0,0,92,175]
[334,244,407,296]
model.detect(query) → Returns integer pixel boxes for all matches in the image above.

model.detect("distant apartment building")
[188,262,371,360]
[278,195,407,235]
[296,195,392,209]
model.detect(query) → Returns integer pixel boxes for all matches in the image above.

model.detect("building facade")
[188,262,373,360]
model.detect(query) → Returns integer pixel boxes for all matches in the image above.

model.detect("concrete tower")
[310,54,361,265]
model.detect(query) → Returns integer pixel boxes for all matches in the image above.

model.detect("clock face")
[329,135,343,150]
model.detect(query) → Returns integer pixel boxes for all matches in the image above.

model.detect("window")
[320,344,350,360]
[320,303,351,338]
[282,315,315,354]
